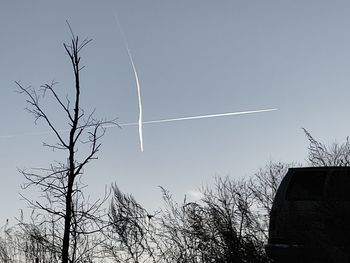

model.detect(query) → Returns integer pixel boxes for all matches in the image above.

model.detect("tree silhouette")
[16,27,114,263]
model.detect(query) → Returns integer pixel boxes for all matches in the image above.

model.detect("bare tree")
[157,187,201,262]
[16,27,114,263]
[198,177,269,263]
[104,184,163,263]
[155,177,271,262]
[0,220,22,263]
[104,177,274,263]
[303,128,350,166]
[249,161,293,240]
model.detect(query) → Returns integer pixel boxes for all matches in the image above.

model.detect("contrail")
[114,13,144,152]
[0,130,66,139]
[116,108,278,127]
[0,108,277,139]
[0,131,49,139]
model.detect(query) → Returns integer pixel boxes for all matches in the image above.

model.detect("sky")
[1,0,350,224]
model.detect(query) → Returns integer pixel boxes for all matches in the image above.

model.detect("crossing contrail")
[114,13,144,152]
[3,15,278,147]
[0,108,277,139]
[111,13,278,152]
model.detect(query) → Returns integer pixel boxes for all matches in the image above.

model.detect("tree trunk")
[62,179,74,263]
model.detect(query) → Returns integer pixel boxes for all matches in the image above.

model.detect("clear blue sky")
[1,1,350,224]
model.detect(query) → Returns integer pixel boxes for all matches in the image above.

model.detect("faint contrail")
[0,130,66,139]
[0,108,277,139]
[114,13,144,152]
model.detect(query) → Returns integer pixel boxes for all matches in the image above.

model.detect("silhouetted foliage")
[105,176,277,263]
[303,128,350,166]
[104,184,157,262]
[249,161,294,240]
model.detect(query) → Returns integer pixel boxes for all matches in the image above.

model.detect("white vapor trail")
[114,13,144,152]
[0,108,277,139]
[117,108,278,127]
